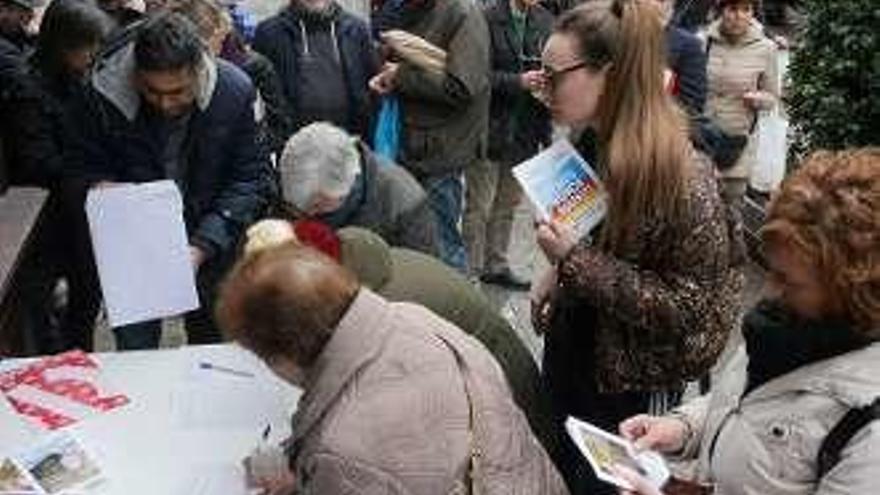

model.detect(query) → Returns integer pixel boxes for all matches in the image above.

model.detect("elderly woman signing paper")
[217,242,568,494]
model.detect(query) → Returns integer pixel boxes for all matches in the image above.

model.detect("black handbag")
[694,37,758,171]
[690,114,753,171]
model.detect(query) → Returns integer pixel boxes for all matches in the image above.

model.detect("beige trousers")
[463,160,524,275]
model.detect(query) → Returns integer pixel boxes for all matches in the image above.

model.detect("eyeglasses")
[541,61,588,92]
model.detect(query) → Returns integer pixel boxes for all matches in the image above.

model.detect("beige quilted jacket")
[287,289,568,494]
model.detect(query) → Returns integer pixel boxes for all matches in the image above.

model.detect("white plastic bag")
[750,108,789,193]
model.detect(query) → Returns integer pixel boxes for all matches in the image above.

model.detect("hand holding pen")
[245,424,295,495]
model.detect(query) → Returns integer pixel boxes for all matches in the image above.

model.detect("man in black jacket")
[69,13,272,349]
[466,0,552,288]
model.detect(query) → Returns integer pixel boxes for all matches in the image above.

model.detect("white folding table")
[0,344,302,494]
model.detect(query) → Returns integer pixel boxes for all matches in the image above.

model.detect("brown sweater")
[557,152,746,393]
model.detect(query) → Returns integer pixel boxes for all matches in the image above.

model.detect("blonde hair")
[555,0,690,251]
[762,148,880,334]
[244,219,299,256]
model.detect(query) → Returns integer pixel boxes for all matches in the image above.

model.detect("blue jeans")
[422,173,467,272]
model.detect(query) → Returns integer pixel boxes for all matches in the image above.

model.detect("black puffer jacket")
[4,61,88,188]
[1,34,32,189]
[240,50,294,155]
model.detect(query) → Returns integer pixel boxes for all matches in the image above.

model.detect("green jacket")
[337,226,558,457]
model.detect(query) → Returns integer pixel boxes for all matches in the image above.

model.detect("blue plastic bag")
[372,95,401,163]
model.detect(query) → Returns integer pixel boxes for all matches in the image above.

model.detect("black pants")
[19,188,102,353]
[542,298,651,495]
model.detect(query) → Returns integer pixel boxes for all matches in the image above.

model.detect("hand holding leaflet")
[565,416,670,491]
[513,139,607,240]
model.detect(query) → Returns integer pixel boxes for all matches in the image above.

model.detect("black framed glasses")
[541,61,588,92]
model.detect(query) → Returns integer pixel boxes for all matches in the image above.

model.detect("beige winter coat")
[288,289,568,494]
[706,20,779,179]
[671,342,880,494]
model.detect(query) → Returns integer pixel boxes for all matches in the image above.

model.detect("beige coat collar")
[291,289,392,443]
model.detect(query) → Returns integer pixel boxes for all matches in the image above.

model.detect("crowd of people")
[1,0,877,493]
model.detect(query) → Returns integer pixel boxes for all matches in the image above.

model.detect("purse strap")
[436,333,482,495]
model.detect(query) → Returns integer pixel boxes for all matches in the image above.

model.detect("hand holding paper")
[86,180,199,327]
[513,139,607,242]
[536,220,577,263]
[565,416,670,491]
[619,414,689,453]
[612,465,665,495]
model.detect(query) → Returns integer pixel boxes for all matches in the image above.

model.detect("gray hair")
[279,122,362,211]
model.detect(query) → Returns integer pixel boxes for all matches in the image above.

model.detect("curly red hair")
[762,148,880,334]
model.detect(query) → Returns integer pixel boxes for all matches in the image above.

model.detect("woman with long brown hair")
[530,0,744,491]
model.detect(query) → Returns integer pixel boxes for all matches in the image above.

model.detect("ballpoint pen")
[198,361,255,378]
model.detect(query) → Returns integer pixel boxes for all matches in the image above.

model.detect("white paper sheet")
[85,181,199,328]
[171,348,289,431]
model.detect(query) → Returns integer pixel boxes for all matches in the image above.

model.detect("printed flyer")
[513,139,607,239]
[0,350,130,430]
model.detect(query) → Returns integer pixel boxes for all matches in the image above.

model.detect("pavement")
[95,196,763,378]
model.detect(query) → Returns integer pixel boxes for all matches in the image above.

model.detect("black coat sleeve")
[244,51,293,155]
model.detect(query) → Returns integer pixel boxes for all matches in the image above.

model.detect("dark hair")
[217,243,360,367]
[168,0,229,42]
[34,0,110,75]
[134,12,203,72]
[718,0,755,9]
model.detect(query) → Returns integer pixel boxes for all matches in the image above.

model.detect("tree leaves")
[788,0,879,156]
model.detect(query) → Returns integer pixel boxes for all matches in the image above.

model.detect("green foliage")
[787,0,879,156]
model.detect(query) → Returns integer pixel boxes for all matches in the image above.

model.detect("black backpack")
[817,397,880,478]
